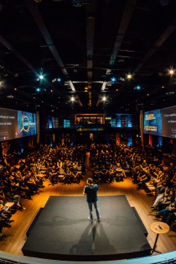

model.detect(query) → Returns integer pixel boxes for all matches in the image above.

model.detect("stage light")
[111,77,117,82]
[39,74,44,80]
[70,96,75,102]
[102,96,107,102]
[136,85,141,90]
[57,77,61,82]
[126,73,133,80]
[36,87,41,92]
[168,68,175,76]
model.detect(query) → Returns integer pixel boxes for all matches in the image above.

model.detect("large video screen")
[144,105,176,138]
[144,109,162,136]
[0,107,37,142]
[162,105,176,138]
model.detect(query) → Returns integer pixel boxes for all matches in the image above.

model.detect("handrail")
[0,251,175,264]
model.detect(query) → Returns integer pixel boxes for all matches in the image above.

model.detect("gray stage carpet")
[22,195,151,260]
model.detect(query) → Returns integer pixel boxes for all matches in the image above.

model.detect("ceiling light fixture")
[39,74,44,80]
[70,96,75,102]
[168,68,175,76]
[36,87,41,92]
[102,96,107,102]
[126,73,133,80]
[57,77,61,82]
[135,85,141,90]
[111,77,117,82]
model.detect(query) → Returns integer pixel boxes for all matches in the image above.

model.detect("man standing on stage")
[83,178,100,222]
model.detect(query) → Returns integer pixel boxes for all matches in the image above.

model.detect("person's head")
[87,178,93,185]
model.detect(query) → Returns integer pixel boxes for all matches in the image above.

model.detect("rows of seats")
[90,143,176,227]
[0,144,86,237]
[90,144,128,183]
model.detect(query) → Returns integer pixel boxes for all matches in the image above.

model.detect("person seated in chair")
[156,198,176,225]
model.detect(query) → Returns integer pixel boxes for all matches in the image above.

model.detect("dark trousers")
[88,202,100,220]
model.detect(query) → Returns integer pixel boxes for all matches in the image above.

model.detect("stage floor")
[22,195,151,260]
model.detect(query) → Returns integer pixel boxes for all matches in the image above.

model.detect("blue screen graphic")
[144,109,162,136]
[17,111,37,137]
[0,108,36,141]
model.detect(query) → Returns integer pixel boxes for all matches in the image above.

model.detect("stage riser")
[22,196,151,261]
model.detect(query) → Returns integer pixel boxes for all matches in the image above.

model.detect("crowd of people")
[89,143,176,226]
[40,145,86,184]
[0,144,86,237]
[0,142,176,237]
[90,144,127,183]
[115,144,176,227]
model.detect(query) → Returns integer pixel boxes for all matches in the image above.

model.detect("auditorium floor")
[0,177,176,257]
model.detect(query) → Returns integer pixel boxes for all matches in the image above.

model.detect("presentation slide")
[17,110,37,138]
[144,109,162,136]
[162,105,176,138]
[0,107,37,142]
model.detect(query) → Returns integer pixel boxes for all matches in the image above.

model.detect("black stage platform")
[22,196,151,261]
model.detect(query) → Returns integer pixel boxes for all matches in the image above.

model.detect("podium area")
[22,195,151,260]
[0,178,176,258]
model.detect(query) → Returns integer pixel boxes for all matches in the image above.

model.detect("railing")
[0,251,175,264]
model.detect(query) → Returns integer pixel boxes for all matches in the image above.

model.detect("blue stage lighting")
[111,77,117,82]
[36,87,41,92]
[39,74,44,80]
[136,85,141,90]
[57,77,61,82]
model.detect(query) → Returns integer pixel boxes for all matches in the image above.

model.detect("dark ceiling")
[0,0,176,116]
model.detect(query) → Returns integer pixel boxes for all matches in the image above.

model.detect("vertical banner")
[116,133,120,145]
[139,110,144,147]
[36,111,40,144]
[149,135,153,146]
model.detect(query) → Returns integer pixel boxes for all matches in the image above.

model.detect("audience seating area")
[0,143,176,237]
[90,143,176,227]
[0,144,86,237]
